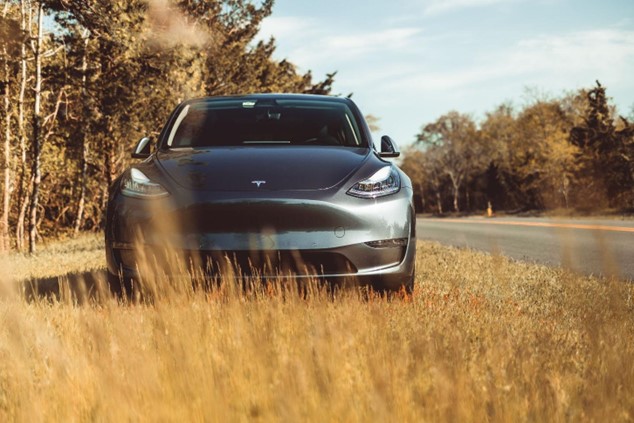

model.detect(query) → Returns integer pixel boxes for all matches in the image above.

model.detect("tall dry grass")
[1,235,633,421]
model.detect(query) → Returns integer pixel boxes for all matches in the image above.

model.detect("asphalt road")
[416,217,634,281]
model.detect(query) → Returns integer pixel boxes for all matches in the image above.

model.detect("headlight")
[121,168,169,199]
[347,166,400,199]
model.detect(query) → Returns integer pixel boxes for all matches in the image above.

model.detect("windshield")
[165,99,366,148]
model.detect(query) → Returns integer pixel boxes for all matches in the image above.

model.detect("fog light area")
[364,238,408,248]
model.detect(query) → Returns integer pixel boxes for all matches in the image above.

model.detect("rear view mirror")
[379,135,400,158]
[132,137,152,159]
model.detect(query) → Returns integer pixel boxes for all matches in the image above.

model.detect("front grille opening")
[190,250,357,277]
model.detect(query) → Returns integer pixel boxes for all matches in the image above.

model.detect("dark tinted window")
[166,99,365,148]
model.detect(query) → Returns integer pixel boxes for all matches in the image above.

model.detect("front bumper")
[106,187,415,289]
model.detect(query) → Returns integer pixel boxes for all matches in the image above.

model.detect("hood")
[156,146,370,191]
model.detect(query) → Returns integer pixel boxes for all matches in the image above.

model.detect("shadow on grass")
[18,270,413,304]
[21,269,110,304]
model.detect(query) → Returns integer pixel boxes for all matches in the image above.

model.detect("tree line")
[0,0,334,252]
[401,81,634,215]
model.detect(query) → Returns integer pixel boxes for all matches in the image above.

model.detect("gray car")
[105,94,416,293]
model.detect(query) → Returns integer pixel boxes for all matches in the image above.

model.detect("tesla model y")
[105,94,416,293]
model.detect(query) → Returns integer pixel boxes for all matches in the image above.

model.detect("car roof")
[183,93,353,105]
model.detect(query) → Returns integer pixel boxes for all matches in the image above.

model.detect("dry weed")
[0,236,632,421]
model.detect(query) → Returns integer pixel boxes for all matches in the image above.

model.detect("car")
[105,94,416,295]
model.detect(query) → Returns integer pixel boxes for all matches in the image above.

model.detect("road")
[416,217,634,281]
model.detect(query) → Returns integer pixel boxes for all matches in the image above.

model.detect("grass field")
[1,234,633,421]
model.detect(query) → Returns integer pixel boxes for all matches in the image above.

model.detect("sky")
[257,0,634,147]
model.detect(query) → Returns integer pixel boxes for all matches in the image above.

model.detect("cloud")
[323,28,422,54]
[258,16,423,71]
[382,29,634,93]
[372,27,634,144]
[511,30,634,73]
[258,16,317,41]
[257,12,634,98]
[421,0,521,15]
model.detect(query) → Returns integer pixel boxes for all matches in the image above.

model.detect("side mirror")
[379,135,400,158]
[132,137,152,159]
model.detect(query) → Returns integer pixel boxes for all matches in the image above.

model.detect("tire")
[107,271,134,300]
[405,263,416,295]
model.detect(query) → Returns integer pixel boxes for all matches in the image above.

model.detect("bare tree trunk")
[452,185,460,213]
[28,2,42,254]
[1,0,12,251]
[16,185,29,250]
[447,171,461,213]
[16,0,30,251]
[466,188,470,212]
[436,191,443,214]
[1,47,10,252]
[562,173,570,209]
[73,34,89,236]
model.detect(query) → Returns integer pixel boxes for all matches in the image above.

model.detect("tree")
[480,98,581,210]
[15,0,33,250]
[416,111,482,212]
[570,81,634,208]
[0,0,338,250]
[404,81,630,214]
[480,103,519,210]
[514,100,579,209]
[0,4,22,250]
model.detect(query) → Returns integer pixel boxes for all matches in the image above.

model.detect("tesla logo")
[252,180,266,188]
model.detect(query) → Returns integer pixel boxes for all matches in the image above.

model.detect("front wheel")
[405,263,415,295]
[107,271,135,301]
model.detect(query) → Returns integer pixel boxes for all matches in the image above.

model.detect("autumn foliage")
[402,82,634,214]
[0,0,335,252]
